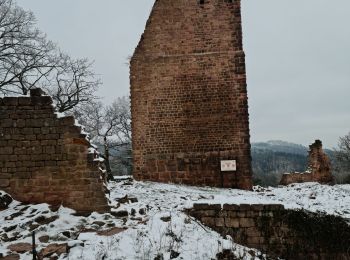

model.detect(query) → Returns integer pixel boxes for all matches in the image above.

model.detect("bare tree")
[0,0,57,95]
[335,132,350,166]
[73,97,131,181]
[333,132,350,183]
[0,0,100,113]
[47,54,101,112]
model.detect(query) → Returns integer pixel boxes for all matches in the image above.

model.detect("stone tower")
[130,0,252,189]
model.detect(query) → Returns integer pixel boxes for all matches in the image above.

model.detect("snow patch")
[1,181,349,259]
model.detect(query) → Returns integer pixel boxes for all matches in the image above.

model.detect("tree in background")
[0,0,56,95]
[333,132,350,183]
[252,149,307,187]
[47,54,101,112]
[73,97,131,181]
[0,0,99,112]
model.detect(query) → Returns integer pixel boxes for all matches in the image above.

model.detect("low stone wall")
[0,89,109,213]
[280,172,314,185]
[188,203,350,259]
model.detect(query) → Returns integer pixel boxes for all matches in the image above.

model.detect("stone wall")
[0,89,109,213]
[130,0,252,189]
[280,140,334,185]
[188,203,350,259]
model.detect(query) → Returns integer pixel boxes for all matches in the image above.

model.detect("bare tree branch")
[46,54,101,112]
[72,98,131,181]
[0,0,100,112]
[333,132,350,183]
[0,0,57,95]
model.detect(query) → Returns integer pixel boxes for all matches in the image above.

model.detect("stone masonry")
[0,89,109,213]
[130,0,252,189]
[189,203,350,259]
[280,140,334,185]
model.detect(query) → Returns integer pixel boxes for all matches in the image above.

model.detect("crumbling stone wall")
[280,140,333,185]
[0,89,109,213]
[130,0,252,189]
[189,203,350,259]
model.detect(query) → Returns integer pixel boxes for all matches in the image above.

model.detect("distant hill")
[252,140,308,156]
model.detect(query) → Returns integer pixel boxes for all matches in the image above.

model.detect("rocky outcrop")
[0,192,13,210]
[280,140,333,185]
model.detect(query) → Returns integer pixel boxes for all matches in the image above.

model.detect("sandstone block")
[193,203,210,210]
[251,204,265,211]
[201,217,215,226]
[225,217,240,228]
[7,243,31,254]
[223,204,240,211]
[0,147,13,155]
[215,217,225,227]
[59,116,75,126]
[1,119,13,127]
[239,204,252,211]
[239,218,255,228]
[3,97,18,106]
[17,97,31,106]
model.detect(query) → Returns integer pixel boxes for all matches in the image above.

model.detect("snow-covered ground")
[1,180,349,259]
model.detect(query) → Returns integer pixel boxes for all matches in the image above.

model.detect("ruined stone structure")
[130,0,252,189]
[189,203,350,259]
[0,89,109,213]
[280,140,333,185]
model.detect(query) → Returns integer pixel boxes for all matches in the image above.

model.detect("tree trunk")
[104,137,115,182]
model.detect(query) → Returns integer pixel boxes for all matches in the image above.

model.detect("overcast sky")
[16,0,350,148]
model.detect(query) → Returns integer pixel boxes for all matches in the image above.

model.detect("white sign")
[220,160,237,172]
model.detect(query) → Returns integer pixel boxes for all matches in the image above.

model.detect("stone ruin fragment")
[0,89,109,213]
[280,140,334,185]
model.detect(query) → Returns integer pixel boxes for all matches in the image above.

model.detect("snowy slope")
[0,180,349,259]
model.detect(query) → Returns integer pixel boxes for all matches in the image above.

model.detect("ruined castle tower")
[280,140,334,186]
[130,0,252,189]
